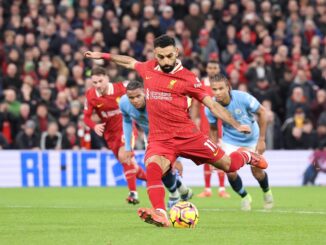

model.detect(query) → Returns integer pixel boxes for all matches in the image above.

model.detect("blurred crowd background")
[0,0,325,150]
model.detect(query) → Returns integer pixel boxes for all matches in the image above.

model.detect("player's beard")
[160,62,176,73]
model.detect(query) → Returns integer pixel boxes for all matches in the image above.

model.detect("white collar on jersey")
[203,77,210,86]
[154,59,183,74]
[95,82,114,97]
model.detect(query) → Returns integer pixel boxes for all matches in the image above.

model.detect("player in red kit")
[84,35,268,227]
[83,67,146,204]
[192,60,230,199]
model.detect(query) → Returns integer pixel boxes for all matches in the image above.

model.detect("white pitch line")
[201,208,326,215]
[3,205,326,215]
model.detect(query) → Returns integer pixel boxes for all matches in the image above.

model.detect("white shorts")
[221,142,256,155]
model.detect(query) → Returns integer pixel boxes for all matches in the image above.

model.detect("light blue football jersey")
[119,95,149,151]
[205,90,260,146]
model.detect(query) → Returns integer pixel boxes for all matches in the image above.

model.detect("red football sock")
[227,151,250,172]
[204,164,212,188]
[218,170,225,188]
[147,162,165,210]
[136,166,147,181]
[122,163,137,192]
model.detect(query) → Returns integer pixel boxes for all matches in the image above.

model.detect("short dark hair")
[210,73,228,83]
[154,34,175,48]
[91,66,107,76]
[126,80,143,91]
[210,73,232,91]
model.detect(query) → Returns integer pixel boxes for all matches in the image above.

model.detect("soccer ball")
[169,201,199,228]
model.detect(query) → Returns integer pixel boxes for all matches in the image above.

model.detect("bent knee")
[145,155,171,174]
[227,172,238,180]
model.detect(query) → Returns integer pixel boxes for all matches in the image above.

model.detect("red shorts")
[104,130,138,158]
[145,132,225,165]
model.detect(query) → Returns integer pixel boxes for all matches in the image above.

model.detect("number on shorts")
[204,139,217,152]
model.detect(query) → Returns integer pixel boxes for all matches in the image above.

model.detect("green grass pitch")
[0,187,325,245]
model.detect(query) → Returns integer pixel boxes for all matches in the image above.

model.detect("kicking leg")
[138,155,170,227]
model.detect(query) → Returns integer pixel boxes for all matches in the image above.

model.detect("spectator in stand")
[226,54,248,84]
[310,89,326,127]
[2,63,22,91]
[69,100,81,124]
[262,100,283,149]
[57,110,70,133]
[286,86,311,119]
[312,57,326,89]
[271,53,286,86]
[195,29,219,63]
[48,91,69,118]
[40,121,62,150]
[14,120,40,149]
[220,40,238,66]
[246,52,274,88]
[218,23,237,52]
[250,77,279,110]
[183,3,205,40]
[159,6,175,34]
[31,103,56,133]
[17,103,31,129]
[237,25,255,61]
[282,108,318,149]
[4,88,21,117]
[125,28,144,61]
[62,122,79,149]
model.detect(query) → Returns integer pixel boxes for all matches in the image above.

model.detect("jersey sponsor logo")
[146,89,172,101]
[96,103,104,108]
[145,76,152,80]
[167,79,177,89]
[194,77,202,88]
[101,109,122,118]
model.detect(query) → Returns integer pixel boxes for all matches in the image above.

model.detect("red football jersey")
[83,82,125,134]
[135,59,209,141]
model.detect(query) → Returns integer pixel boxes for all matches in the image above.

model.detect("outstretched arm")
[84,51,138,70]
[202,96,251,133]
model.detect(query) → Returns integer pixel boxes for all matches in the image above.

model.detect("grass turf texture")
[0,187,325,245]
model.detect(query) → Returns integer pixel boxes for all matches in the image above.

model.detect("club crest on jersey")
[168,79,178,89]
[116,97,121,104]
[235,109,242,114]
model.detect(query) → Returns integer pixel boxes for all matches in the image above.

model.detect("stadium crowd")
[0,0,325,150]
